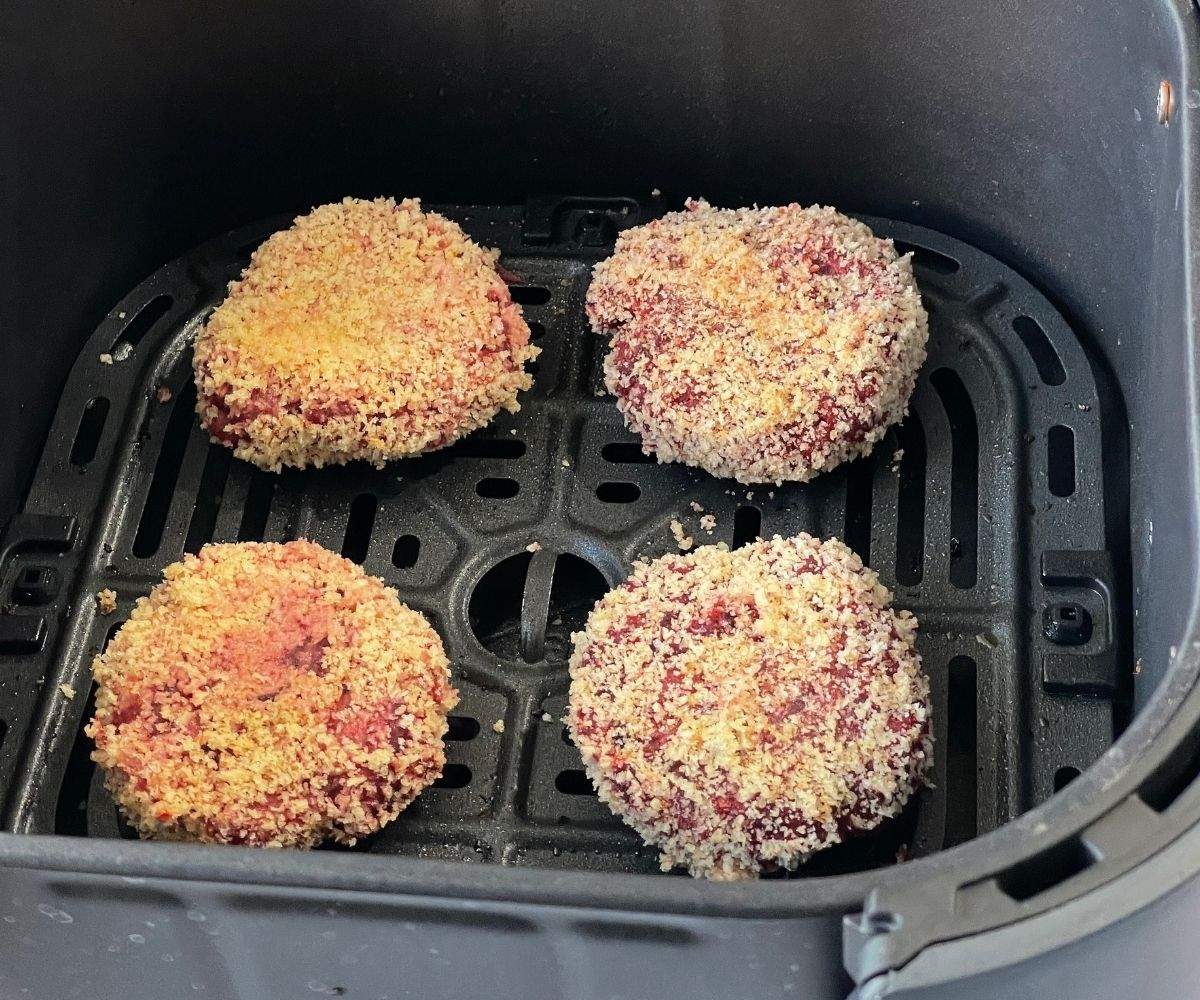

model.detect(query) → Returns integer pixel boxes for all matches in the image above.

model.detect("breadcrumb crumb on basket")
[85,540,458,848]
[567,533,931,880]
[193,197,539,471]
[586,200,929,484]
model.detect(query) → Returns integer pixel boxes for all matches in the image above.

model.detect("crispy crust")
[194,197,538,470]
[86,541,458,847]
[586,200,928,484]
[567,534,931,880]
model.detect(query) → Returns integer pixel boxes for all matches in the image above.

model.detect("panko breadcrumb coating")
[567,534,930,880]
[586,199,928,484]
[194,197,538,470]
[86,541,457,847]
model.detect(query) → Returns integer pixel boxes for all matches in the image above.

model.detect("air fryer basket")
[0,203,1123,872]
[4,2,1200,998]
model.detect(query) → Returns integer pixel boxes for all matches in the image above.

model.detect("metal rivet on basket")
[1157,80,1174,125]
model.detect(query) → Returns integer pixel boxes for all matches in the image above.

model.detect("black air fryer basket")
[3,3,1200,998]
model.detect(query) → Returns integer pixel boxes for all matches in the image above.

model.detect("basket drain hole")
[1054,765,1081,792]
[109,294,173,354]
[596,482,640,503]
[843,457,875,563]
[132,380,197,558]
[70,397,110,469]
[893,241,959,275]
[601,442,655,464]
[469,553,533,659]
[555,769,597,796]
[1047,426,1076,497]
[477,477,520,499]
[469,551,608,662]
[434,763,472,789]
[931,369,978,589]
[509,286,551,305]
[945,655,979,848]
[184,445,232,554]
[237,469,276,542]
[392,535,420,569]
[1013,316,1066,386]
[895,417,927,585]
[732,505,761,549]
[341,494,377,563]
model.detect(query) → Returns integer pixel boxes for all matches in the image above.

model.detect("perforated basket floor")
[0,198,1127,878]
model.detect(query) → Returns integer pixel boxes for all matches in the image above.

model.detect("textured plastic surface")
[0,203,1124,884]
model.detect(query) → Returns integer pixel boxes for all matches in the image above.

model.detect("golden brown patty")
[586,200,928,484]
[568,534,930,880]
[86,540,457,847]
[194,197,538,470]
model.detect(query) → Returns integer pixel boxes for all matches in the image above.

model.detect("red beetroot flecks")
[286,635,330,674]
[686,596,748,638]
[304,397,358,426]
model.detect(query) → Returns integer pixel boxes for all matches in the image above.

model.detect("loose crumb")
[561,459,571,468]
[699,514,717,534]
[99,353,114,365]
[58,683,76,700]
[96,589,118,615]
[118,310,127,319]
[526,542,541,553]
[669,519,694,551]
[689,501,705,513]
[651,188,662,197]
[156,386,173,404]
[112,343,133,363]
[541,712,553,723]
[510,428,517,435]
[1134,658,1143,675]
[768,491,776,500]
[890,447,904,472]
[492,719,506,734]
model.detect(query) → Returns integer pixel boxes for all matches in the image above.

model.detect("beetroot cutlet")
[567,534,930,880]
[86,540,458,848]
[586,199,928,484]
[194,196,538,471]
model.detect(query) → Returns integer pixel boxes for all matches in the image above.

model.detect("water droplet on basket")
[36,904,73,924]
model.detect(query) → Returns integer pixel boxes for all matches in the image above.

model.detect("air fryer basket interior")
[3,0,1200,979]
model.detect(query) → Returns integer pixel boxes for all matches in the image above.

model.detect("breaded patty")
[567,534,930,880]
[195,197,538,470]
[87,540,458,847]
[587,199,928,483]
